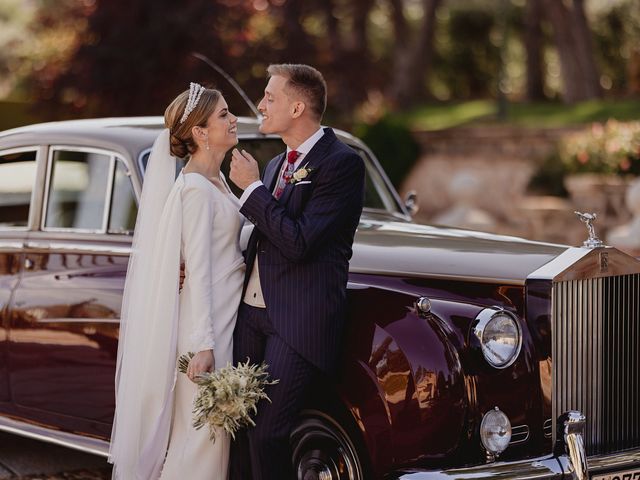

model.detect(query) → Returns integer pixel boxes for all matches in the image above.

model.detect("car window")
[139,138,285,199]
[138,150,184,179]
[220,138,285,198]
[219,139,399,213]
[139,137,401,214]
[108,159,137,234]
[354,148,401,213]
[355,149,390,211]
[45,149,111,230]
[0,149,37,228]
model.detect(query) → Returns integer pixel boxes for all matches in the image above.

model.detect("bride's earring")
[205,135,210,151]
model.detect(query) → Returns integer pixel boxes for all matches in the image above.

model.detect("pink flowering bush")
[560,120,640,175]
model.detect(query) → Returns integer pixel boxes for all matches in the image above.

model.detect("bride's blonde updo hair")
[164,87,221,158]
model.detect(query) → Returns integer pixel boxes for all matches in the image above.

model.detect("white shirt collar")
[286,127,325,157]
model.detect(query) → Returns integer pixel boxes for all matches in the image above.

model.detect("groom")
[229,64,365,479]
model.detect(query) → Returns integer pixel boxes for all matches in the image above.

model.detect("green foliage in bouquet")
[178,352,278,442]
[560,120,640,175]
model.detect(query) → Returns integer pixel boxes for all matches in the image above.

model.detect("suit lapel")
[278,128,337,205]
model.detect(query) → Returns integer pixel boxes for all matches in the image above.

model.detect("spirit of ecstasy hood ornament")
[574,211,604,248]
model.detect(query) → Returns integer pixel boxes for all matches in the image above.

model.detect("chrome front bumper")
[396,410,640,480]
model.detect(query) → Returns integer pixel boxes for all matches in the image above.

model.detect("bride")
[108,83,246,479]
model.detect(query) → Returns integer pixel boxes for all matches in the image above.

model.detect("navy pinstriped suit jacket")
[240,128,365,373]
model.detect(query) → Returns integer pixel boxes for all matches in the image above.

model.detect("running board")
[0,415,109,458]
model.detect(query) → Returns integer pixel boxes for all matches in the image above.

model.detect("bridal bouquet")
[177,353,278,442]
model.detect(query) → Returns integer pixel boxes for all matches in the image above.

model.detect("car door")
[0,147,40,407]
[9,145,138,438]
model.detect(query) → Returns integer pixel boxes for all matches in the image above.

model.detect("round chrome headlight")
[473,308,522,368]
[480,407,512,456]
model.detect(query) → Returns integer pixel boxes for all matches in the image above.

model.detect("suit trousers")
[230,302,317,480]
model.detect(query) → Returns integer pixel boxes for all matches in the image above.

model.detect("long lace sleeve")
[181,183,216,352]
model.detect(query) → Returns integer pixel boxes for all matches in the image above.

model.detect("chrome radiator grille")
[552,273,640,455]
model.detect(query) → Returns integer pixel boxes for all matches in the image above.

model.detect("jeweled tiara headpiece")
[179,82,206,124]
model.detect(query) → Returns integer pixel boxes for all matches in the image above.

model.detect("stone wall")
[399,125,633,247]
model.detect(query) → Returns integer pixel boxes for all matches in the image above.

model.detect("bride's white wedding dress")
[160,172,245,479]
[108,129,245,480]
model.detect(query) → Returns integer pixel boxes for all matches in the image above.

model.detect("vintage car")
[0,116,639,480]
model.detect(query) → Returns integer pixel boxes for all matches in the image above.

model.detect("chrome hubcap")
[292,414,362,480]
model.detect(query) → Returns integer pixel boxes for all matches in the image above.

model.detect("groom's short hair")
[267,64,327,121]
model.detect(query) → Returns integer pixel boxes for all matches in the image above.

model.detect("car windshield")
[138,137,403,215]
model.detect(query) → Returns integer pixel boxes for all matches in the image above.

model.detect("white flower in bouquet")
[178,352,278,442]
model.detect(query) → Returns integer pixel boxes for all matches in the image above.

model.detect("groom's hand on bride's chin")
[187,349,215,382]
[230,148,259,190]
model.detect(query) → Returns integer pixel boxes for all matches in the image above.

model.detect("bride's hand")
[187,350,215,382]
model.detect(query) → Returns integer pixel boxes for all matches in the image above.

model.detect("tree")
[28,0,261,118]
[523,0,545,101]
[278,0,316,63]
[27,0,384,122]
[316,0,377,118]
[0,0,37,98]
[435,4,500,100]
[388,0,442,108]
[542,0,601,102]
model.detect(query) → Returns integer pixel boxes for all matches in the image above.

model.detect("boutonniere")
[289,165,315,184]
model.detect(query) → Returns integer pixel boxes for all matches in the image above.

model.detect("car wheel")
[291,409,367,480]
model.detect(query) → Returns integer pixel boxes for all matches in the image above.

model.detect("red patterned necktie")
[274,150,300,199]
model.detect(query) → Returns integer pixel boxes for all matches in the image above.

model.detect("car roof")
[0,116,366,161]
[0,116,256,159]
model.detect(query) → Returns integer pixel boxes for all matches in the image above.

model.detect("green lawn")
[400,99,640,130]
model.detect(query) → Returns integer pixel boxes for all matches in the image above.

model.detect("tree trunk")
[524,0,546,100]
[542,0,600,103]
[280,0,315,63]
[389,0,409,52]
[388,0,410,83]
[571,0,601,98]
[389,0,441,108]
[351,0,374,54]
[320,0,341,55]
[543,0,585,102]
[319,0,375,121]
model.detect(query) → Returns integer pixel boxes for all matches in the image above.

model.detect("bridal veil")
[108,129,184,479]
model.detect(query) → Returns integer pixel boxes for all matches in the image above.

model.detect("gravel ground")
[0,432,111,480]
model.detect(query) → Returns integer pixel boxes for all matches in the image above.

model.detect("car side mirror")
[404,190,418,217]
